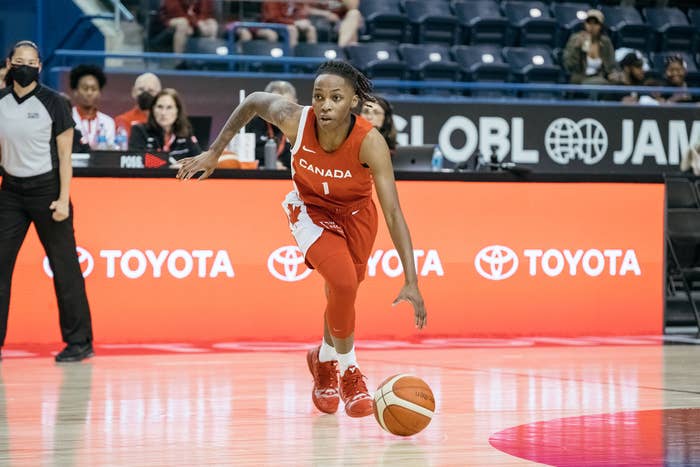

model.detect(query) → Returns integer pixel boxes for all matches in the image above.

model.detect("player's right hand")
[176,151,219,181]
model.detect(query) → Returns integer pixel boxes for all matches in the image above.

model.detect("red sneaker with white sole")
[306,345,340,414]
[340,366,373,418]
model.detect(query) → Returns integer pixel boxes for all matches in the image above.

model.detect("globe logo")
[43,246,94,278]
[267,246,312,282]
[545,118,608,165]
[474,245,519,281]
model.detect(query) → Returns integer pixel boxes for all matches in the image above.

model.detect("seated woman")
[360,95,397,156]
[129,88,201,161]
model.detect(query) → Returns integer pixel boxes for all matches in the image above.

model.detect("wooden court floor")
[0,344,698,466]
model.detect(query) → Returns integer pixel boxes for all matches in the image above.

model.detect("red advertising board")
[7,178,663,344]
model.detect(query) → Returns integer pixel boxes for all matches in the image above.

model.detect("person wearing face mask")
[0,40,94,362]
[69,64,115,149]
[114,72,163,138]
[128,88,201,161]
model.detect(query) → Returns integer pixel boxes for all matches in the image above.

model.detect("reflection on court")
[0,345,698,465]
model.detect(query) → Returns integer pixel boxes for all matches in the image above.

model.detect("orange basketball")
[373,374,435,436]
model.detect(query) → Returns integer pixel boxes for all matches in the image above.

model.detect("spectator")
[619,52,646,103]
[161,0,219,55]
[114,72,163,138]
[563,9,619,85]
[0,64,6,89]
[69,64,115,149]
[663,55,698,104]
[245,80,296,168]
[225,2,278,44]
[309,0,363,47]
[129,88,201,161]
[360,96,397,156]
[262,1,317,48]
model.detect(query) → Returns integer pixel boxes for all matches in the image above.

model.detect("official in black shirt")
[0,41,94,362]
[129,88,201,161]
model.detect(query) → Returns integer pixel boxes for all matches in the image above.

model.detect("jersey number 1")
[322,182,330,195]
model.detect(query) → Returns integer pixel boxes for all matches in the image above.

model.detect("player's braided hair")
[316,60,374,103]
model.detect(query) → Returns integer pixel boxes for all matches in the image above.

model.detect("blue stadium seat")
[453,0,509,46]
[644,8,696,52]
[398,44,460,83]
[452,45,511,97]
[238,40,288,72]
[552,2,591,48]
[359,0,409,43]
[294,43,345,72]
[651,51,700,87]
[403,0,460,44]
[184,37,231,70]
[504,46,561,98]
[503,1,558,47]
[600,6,653,51]
[345,43,408,80]
[690,9,700,31]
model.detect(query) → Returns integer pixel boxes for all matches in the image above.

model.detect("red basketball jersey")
[290,106,374,212]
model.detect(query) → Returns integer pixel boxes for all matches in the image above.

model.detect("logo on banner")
[474,245,519,281]
[545,118,608,165]
[268,246,312,282]
[474,246,642,280]
[43,246,94,278]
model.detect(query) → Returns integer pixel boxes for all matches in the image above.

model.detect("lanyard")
[266,122,286,156]
[162,132,176,152]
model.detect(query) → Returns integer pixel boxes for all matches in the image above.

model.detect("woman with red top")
[177,61,427,418]
[262,1,317,47]
[129,88,201,161]
[161,0,218,54]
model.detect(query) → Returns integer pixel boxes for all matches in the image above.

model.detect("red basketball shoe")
[307,345,340,414]
[340,366,373,418]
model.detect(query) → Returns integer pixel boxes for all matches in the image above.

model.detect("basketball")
[373,374,435,436]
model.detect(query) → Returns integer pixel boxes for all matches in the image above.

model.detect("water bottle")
[96,123,109,150]
[114,126,128,151]
[431,144,443,172]
[264,138,277,170]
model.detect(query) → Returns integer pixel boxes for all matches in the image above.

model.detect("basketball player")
[176,61,427,418]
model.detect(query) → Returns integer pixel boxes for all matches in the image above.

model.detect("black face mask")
[9,64,39,87]
[137,91,155,111]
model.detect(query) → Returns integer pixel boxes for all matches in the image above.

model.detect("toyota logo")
[474,245,518,281]
[545,118,608,165]
[43,246,94,278]
[267,246,312,282]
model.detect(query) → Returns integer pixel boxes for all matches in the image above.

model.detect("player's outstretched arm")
[177,92,303,180]
[360,129,427,329]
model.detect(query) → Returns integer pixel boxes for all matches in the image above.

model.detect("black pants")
[0,171,93,346]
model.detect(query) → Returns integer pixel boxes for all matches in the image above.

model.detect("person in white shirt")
[69,64,115,149]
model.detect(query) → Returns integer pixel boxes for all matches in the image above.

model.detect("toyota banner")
[8,178,663,344]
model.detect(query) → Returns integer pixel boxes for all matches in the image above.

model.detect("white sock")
[318,339,337,363]
[337,347,358,375]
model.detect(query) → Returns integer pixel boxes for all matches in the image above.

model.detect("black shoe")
[55,343,94,362]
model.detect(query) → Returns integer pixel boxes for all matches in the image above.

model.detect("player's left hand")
[49,199,70,222]
[393,283,427,329]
